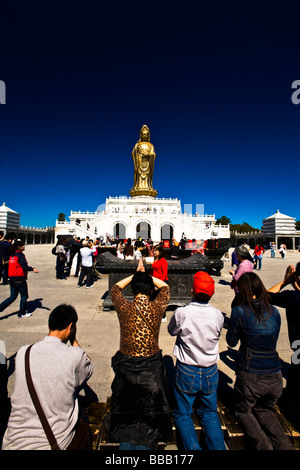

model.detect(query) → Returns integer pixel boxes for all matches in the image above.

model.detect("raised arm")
[115,275,134,290]
[152,276,168,289]
[268,265,296,293]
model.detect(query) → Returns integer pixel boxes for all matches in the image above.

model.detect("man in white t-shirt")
[168,271,226,450]
[77,240,96,289]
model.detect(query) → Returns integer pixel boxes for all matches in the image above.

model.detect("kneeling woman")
[109,260,172,450]
[226,272,293,450]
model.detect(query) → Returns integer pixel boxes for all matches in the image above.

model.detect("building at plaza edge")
[55,125,231,243]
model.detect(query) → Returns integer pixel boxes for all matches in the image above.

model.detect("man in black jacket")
[268,263,300,430]
[66,236,81,277]
[0,232,12,286]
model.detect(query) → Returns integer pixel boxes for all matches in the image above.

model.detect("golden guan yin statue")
[129,125,158,198]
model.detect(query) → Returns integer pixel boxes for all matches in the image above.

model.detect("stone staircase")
[85,396,300,451]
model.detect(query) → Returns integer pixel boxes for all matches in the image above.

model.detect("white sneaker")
[86,284,94,289]
[161,317,167,323]
[18,312,32,318]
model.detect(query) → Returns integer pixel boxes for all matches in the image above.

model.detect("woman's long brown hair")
[236,272,272,323]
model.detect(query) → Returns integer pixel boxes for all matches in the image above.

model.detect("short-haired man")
[168,271,226,450]
[77,240,97,288]
[2,304,93,450]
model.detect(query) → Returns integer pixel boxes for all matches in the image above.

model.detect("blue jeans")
[254,255,262,270]
[0,278,28,315]
[173,362,226,450]
[119,442,151,450]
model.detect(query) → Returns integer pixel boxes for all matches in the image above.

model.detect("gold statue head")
[140,125,150,142]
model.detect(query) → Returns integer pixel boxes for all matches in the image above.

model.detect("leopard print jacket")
[111,285,170,357]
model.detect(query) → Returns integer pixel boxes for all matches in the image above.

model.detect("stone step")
[86,397,300,450]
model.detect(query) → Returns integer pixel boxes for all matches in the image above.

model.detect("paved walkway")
[1,245,299,407]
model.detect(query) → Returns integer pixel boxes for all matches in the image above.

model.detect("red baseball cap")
[193,271,215,297]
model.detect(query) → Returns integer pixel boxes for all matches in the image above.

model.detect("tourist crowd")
[0,231,299,451]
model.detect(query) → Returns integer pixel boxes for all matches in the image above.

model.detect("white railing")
[70,208,218,219]
[233,231,262,235]
[107,196,180,202]
[19,225,54,231]
[71,211,95,216]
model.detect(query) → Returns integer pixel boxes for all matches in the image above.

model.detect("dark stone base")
[98,252,223,310]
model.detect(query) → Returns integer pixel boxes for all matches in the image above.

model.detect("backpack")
[51,246,57,255]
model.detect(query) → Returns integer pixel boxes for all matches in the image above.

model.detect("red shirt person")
[152,245,168,322]
[0,240,38,318]
[152,245,168,282]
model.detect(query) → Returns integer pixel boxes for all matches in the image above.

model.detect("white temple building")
[55,195,230,242]
[262,209,298,249]
[0,202,54,243]
[0,203,20,232]
[55,125,230,243]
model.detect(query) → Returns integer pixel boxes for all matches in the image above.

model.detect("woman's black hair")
[8,240,24,256]
[154,244,164,259]
[131,271,154,297]
[236,272,271,322]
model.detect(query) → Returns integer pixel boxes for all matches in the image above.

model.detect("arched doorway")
[161,224,173,241]
[136,221,151,239]
[27,233,33,244]
[113,222,126,239]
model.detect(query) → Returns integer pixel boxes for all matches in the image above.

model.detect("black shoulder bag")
[135,303,158,340]
[25,344,91,450]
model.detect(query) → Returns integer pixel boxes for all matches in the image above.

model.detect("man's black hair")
[194,292,211,303]
[131,271,154,297]
[48,304,78,331]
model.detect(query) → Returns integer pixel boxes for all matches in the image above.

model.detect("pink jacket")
[232,260,253,293]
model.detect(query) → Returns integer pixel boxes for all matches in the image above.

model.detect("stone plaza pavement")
[1,244,299,407]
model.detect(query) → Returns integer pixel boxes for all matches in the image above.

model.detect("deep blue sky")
[1,1,300,230]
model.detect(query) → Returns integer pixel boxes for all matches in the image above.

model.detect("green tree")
[216,215,232,225]
[230,222,260,233]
